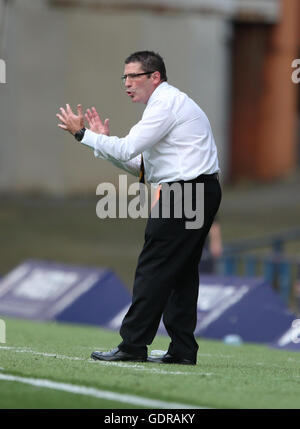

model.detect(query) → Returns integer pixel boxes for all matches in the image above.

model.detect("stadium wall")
[0,0,230,194]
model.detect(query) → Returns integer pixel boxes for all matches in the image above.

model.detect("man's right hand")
[85,107,110,136]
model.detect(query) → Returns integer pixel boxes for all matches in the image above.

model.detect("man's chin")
[129,94,144,103]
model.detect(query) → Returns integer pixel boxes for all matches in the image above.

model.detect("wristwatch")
[74,127,86,142]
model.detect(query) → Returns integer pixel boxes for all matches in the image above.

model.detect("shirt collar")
[147,81,169,105]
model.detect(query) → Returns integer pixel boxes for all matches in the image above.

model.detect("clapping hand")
[85,107,110,136]
[57,104,110,137]
[56,104,84,135]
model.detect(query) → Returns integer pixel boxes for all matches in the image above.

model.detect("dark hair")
[125,51,167,82]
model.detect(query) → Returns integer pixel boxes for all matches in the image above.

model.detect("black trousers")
[118,175,222,363]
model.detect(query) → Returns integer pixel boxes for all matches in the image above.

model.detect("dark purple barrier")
[156,275,298,347]
[271,319,300,351]
[194,275,295,343]
[1,262,299,350]
[0,259,131,326]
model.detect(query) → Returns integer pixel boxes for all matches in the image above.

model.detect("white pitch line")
[0,373,206,409]
[198,353,234,358]
[0,346,213,376]
[0,346,83,361]
[89,360,213,376]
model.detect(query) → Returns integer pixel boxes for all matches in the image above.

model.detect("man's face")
[123,62,159,104]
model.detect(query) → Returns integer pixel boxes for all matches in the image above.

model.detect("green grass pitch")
[0,317,300,409]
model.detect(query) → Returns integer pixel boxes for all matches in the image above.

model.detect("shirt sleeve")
[81,132,141,176]
[81,99,177,162]
[108,154,141,177]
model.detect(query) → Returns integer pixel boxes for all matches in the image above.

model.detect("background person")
[199,218,223,274]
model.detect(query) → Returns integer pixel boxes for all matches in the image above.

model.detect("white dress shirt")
[81,82,219,184]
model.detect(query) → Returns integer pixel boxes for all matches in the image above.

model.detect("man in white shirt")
[56,51,221,365]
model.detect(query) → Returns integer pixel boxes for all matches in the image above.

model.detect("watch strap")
[74,127,86,142]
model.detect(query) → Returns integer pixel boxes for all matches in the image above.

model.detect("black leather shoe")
[147,353,196,365]
[91,347,147,362]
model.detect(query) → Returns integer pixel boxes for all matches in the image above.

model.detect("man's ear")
[152,71,161,83]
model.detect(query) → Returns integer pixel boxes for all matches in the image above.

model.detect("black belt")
[194,173,219,182]
[166,173,219,186]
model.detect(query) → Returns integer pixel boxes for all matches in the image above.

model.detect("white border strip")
[0,373,205,409]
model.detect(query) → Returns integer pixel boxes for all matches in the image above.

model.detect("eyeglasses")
[121,71,155,84]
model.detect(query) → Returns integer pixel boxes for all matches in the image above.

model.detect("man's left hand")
[56,104,84,135]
